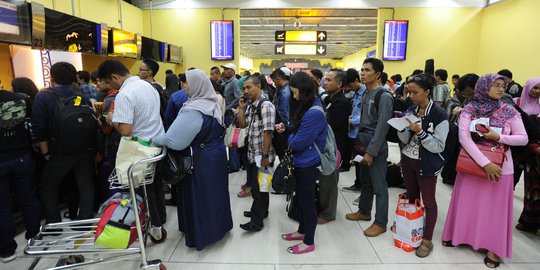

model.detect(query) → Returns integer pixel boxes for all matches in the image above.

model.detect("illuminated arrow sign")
[317,31,327,42]
[274,30,328,42]
[317,45,326,55]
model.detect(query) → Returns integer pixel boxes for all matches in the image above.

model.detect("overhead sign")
[275,30,327,42]
[210,20,234,60]
[274,44,326,55]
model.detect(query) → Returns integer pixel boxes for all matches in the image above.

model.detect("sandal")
[237,188,252,198]
[484,253,501,268]
[415,240,433,258]
[442,240,454,247]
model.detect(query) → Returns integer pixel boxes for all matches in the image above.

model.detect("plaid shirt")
[246,96,276,163]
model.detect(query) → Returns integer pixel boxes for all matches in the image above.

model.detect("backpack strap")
[308,105,326,151]
[374,89,392,112]
[254,97,271,120]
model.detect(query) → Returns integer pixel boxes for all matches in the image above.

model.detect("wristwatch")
[262,153,269,158]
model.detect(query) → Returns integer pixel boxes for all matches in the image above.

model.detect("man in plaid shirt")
[236,75,276,232]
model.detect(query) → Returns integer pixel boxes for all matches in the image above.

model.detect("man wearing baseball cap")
[221,63,242,173]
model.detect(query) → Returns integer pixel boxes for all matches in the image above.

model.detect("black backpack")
[374,90,408,143]
[45,89,97,155]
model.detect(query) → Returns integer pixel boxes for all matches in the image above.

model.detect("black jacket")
[326,91,351,157]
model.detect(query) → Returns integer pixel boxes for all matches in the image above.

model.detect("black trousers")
[272,132,288,161]
[248,163,269,228]
[139,165,166,227]
[294,165,320,245]
[40,152,95,223]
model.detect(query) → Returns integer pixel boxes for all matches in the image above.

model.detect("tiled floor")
[6,143,540,269]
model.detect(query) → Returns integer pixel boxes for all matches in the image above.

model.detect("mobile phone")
[394,111,405,118]
[475,124,489,133]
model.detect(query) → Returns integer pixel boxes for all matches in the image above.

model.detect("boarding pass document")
[387,115,421,131]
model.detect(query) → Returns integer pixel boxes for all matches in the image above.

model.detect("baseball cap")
[280,67,292,77]
[220,63,237,73]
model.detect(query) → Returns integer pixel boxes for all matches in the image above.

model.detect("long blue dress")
[177,115,232,250]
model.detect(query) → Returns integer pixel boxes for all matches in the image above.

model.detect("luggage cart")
[24,148,168,270]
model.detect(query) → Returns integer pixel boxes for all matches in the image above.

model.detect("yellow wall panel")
[477,0,540,84]
[142,8,240,75]
[373,7,483,79]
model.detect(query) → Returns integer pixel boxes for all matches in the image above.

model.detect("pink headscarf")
[519,78,540,115]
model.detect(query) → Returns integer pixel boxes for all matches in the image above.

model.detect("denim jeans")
[0,152,41,256]
[357,148,389,227]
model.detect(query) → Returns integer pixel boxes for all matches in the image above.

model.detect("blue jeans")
[357,148,389,227]
[0,152,41,256]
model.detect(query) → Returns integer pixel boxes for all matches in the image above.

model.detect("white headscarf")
[180,69,223,125]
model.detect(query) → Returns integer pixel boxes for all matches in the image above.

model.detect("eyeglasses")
[532,86,540,90]
[491,83,506,89]
[139,67,150,72]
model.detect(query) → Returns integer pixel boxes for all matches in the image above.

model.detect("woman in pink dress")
[441,74,528,268]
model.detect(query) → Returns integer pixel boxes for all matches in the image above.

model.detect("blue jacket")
[274,82,291,124]
[348,85,367,139]
[398,100,449,176]
[31,85,92,143]
[288,99,327,168]
[165,89,188,123]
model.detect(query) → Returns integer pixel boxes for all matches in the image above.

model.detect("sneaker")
[1,253,16,263]
[352,197,360,205]
[342,184,361,193]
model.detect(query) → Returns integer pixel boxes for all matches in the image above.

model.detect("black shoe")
[240,222,262,232]
[339,167,351,172]
[165,198,177,206]
[243,211,268,218]
[228,168,239,174]
[342,184,361,192]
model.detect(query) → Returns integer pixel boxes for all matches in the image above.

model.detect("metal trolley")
[24,148,168,270]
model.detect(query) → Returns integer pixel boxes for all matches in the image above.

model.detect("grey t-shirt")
[359,87,394,157]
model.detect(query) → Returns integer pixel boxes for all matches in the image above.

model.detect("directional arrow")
[317,45,326,55]
[317,31,327,42]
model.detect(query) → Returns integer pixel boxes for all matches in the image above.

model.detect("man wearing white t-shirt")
[98,60,167,242]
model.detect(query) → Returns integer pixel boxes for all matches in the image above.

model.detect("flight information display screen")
[210,20,234,60]
[383,20,408,61]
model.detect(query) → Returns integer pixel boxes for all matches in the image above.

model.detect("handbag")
[162,121,213,185]
[272,151,295,196]
[455,144,506,178]
[224,124,247,148]
[162,148,194,185]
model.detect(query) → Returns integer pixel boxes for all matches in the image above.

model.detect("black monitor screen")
[141,36,164,61]
[0,1,31,45]
[44,8,97,53]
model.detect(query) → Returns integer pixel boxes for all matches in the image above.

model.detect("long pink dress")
[442,111,528,258]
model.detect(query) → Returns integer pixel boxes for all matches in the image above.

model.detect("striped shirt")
[246,97,276,163]
[113,76,164,140]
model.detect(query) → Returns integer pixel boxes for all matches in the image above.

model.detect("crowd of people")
[1,57,539,268]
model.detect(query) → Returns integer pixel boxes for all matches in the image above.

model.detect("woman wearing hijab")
[515,78,540,234]
[152,69,232,250]
[441,74,528,268]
